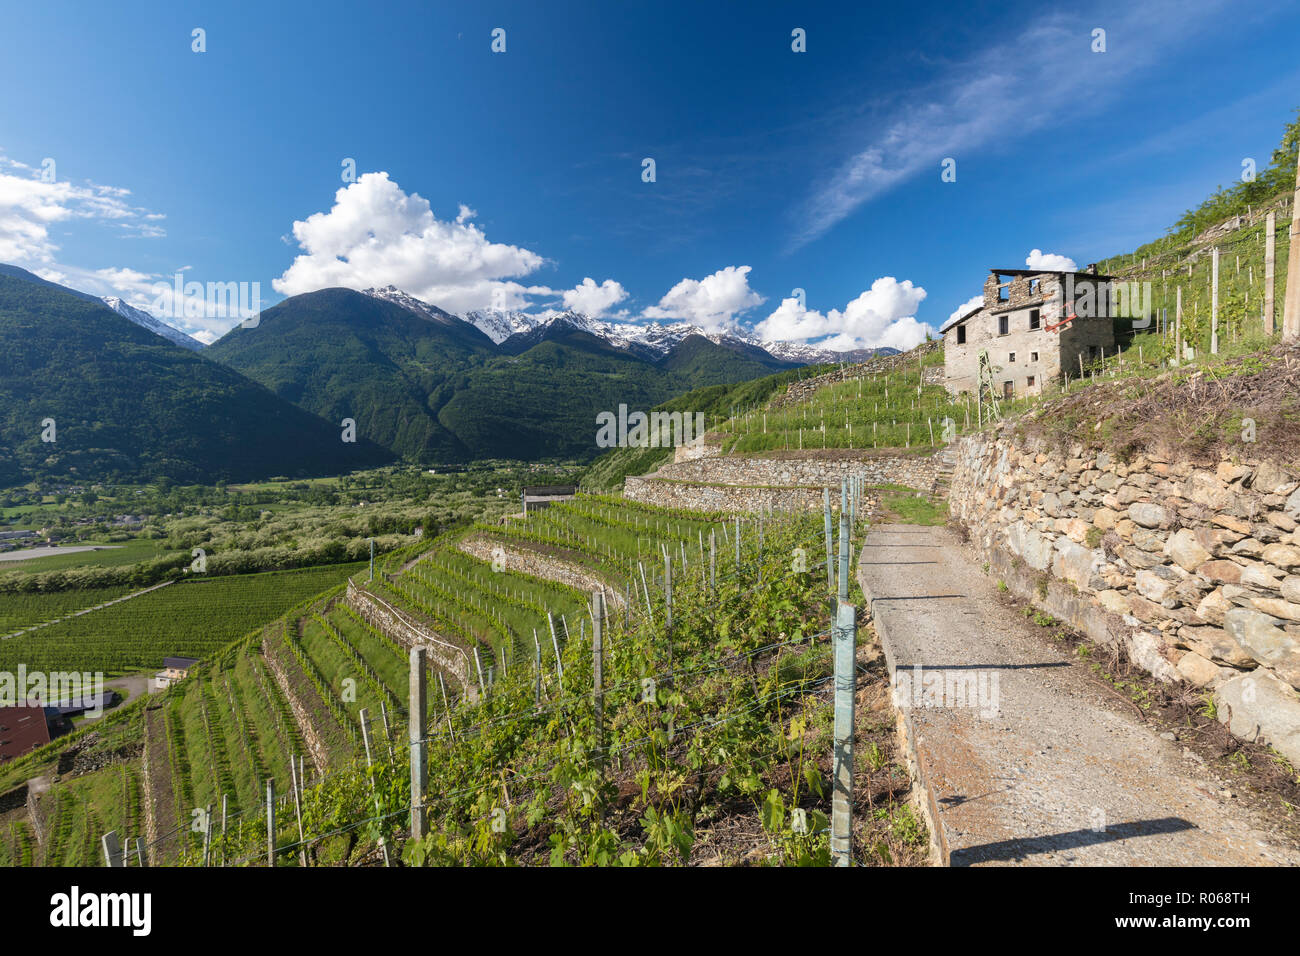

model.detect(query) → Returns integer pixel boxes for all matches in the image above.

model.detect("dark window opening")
[1027,375,1036,388]
[956,325,966,344]
[1002,381,1013,400]
[998,315,1009,335]
[1029,309,1040,330]
[1009,352,1016,363]
[1031,351,1039,362]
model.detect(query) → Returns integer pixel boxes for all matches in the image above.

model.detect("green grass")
[0,538,170,573]
[0,585,137,634]
[877,485,948,525]
[0,562,364,674]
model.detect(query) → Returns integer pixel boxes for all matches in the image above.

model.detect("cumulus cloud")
[1025,248,1077,271]
[754,276,933,350]
[273,171,549,314]
[0,152,165,266]
[561,277,628,317]
[941,294,984,331]
[642,266,764,331]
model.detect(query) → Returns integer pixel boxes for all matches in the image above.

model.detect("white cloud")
[561,277,628,317]
[272,172,548,314]
[642,265,764,331]
[754,276,932,350]
[1025,248,1077,271]
[0,153,165,266]
[942,294,984,331]
[790,2,1222,248]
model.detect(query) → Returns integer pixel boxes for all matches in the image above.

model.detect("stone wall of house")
[948,433,1300,765]
[624,453,944,513]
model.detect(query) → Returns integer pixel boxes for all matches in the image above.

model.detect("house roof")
[989,267,1116,280]
[0,705,51,762]
[940,304,984,333]
[163,656,200,670]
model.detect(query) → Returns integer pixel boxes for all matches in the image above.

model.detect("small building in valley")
[521,485,578,515]
[942,267,1119,398]
[154,657,200,688]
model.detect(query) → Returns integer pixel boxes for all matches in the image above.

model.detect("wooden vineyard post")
[409,646,428,843]
[1265,210,1277,335]
[823,488,835,604]
[359,708,391,866]
[134,837,146,868]
[266,778,276,867]
[548,612,565,691]
[1211,247,1219,355]
[380,700,394,759]
[101,830,124,868]
[664,554,673,686]
[1283,144,1300,342]
[289,756,306,867]
[831,600,857,867]
[533,629,542,705]
[838,503,850,603]
[220,794,228,867]
[592,589,605,771]
[202,802,213,867]
[734,516,741,570]
[709,531,716,594]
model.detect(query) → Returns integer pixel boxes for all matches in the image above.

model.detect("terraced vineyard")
[0,492,919,867]
[0,563,365,674]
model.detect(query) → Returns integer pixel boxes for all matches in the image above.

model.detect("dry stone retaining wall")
[625,454,944,513]
[949,433,1300,765]
[346,579,472,687]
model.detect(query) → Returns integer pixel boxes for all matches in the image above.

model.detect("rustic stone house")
[942,267,1118,398]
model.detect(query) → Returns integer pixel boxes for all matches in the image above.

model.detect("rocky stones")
[1165,529,1211,572]
[1178,624,1254,667]
[1223,608,1296,668]
[1176,651,1222,687]
[1197,560,1243,586]
[1214,671,1300,766]
[1262,543,1300,569]
[1128,503,1168,528]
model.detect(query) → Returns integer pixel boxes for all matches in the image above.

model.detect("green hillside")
[208,290,796,464]
[0,275,391,485]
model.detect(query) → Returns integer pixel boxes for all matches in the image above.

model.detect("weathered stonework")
[624,453,944,513]
[949,432,1300,765]
[346,579,472,687]
[456,536,627,606]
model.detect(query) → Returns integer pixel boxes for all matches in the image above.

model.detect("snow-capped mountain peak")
[362,286,458,326]
[459,307,543,344]
[361,284,897,365]
[101,297,205,351]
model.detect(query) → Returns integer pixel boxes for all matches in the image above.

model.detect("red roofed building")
[0,705,52,763]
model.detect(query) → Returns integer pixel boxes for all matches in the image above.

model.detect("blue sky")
[1,0,1297,347]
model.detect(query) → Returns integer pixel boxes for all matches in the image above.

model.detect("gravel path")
[858,522,1300,867]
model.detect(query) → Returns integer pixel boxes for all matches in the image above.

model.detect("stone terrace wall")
[949,434,1300,764]
[346,579,472,687]
[624,454,943,513]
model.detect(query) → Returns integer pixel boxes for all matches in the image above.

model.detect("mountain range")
[0,268,390,485]
[0,264,897,482]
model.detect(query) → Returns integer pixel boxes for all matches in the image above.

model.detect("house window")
[1029,309,1040,330]
[1027,375,1036,388]
[998,315,1009,335]
[956,325,966,344]
[1031,351,1039,362]
[1009,352,1016,363]
[1002,381,1013,400]
[1029,279,1041,294]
